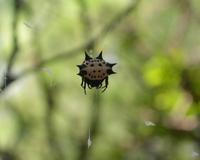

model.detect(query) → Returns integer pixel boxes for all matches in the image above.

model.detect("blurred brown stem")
[39,76,65,160]
[0,0,22,91]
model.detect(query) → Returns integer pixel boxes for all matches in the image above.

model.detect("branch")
[35,0,139,66]
[152,124,199,141]
[0,0,21,91]
[0,0,139,93]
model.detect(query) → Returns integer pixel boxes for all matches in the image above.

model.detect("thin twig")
[0,0,21,91]
[7,0,21,72]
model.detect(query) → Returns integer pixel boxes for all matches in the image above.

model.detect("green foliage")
[0,0,200,160]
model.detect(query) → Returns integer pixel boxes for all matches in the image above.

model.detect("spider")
[77,51,116,94]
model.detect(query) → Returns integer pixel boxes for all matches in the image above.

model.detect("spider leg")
[87,83,92,89]
[97,83,102,89]
[83,81,87,95]
[81,77,84,88]
[101,77,108,92]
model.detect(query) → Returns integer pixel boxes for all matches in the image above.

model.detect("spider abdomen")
[83,61,108,80]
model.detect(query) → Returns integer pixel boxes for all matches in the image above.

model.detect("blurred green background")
[0,0,200,160]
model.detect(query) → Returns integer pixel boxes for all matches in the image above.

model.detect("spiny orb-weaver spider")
[77,51,116,94]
